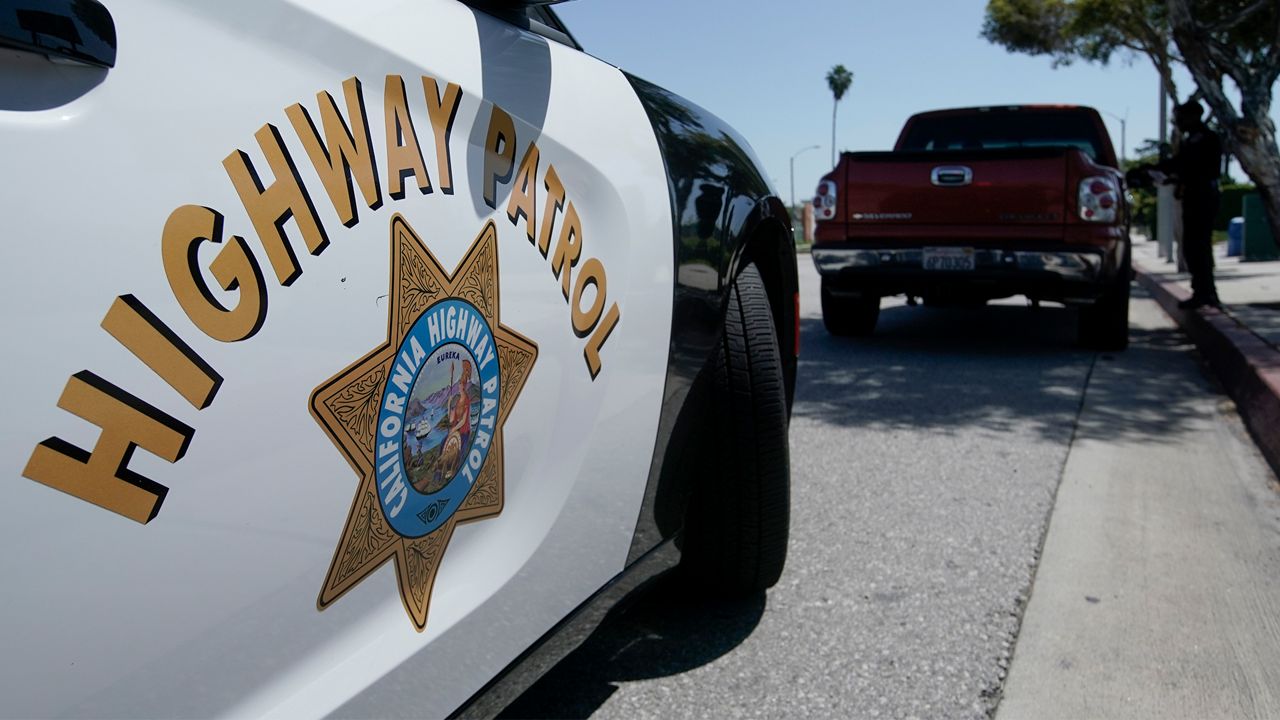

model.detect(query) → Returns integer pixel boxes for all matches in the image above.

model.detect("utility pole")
[789,144,820,217]
[1103,109,1127,163]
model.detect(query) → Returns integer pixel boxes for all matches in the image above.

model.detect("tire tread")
[682,265,790,592]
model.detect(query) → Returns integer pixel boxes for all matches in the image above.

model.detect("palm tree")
[825,65,854,166]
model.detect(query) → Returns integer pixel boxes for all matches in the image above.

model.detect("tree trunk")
[1230,123,1280,249]
[1169,0,1280,248]
[831,100,838,167]
[1153,44,1178,109]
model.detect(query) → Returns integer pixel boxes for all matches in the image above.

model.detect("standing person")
[1163,100,1224,309]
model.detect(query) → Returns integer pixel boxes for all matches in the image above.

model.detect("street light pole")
[789,144,821,214]
[1102,109,1128,163]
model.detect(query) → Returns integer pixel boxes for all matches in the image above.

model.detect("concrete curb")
[1134,261,1280,479]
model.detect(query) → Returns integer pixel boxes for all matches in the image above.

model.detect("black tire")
[821,280,880,336]
[1078,252,1131,351]
[680,264,790,593]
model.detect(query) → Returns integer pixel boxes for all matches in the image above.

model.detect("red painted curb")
[1134,262,1280,479]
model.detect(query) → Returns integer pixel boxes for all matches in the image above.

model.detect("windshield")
[899,111,1105,160]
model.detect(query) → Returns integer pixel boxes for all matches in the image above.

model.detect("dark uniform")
[1161,115,1224,306]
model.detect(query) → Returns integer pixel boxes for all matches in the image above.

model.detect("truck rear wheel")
[680,264,790,594]
[1078,256,1131,351]
[821,281,879,336]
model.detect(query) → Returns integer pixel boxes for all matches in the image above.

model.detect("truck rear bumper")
[811,245,1114,303]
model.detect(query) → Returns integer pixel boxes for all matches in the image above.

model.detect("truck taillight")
[1079,175,1119,223]
[814,180,837,220]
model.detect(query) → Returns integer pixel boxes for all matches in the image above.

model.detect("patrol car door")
[0,1,672,716]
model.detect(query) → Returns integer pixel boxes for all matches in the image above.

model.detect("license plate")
[923,246,975,271]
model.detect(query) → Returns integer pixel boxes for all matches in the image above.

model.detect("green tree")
[1123,138,1164,233]
[825,64,854,167]
[982,0,1280,247]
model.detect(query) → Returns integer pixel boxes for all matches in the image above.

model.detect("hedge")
[1129,183,1255,235]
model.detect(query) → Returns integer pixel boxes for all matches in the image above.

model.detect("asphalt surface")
[502,260,1278,719]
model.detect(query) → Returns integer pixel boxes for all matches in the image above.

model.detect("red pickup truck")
[811,105,1130,349]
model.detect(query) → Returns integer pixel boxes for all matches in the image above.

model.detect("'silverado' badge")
[310,215,537,631]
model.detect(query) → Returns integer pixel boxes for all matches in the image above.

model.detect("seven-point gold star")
[310,214,537,631]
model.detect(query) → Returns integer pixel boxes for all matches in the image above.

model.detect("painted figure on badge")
[404,352,478,494]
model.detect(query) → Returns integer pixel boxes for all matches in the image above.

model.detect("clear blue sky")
[556,0,1277,206]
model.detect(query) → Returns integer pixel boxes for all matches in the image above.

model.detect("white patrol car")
[0,0,799,717]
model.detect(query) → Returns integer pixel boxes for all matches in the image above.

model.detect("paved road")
[503,260,1280,719]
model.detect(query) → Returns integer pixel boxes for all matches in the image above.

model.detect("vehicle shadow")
[503,287,1214,718]
[795,286,1213,445]
[499,570,765,719]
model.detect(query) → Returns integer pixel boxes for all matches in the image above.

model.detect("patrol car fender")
[623,75,798,565]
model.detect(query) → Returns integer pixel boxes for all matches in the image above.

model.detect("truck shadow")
[499,570,765,719]
[795,286,1214,445]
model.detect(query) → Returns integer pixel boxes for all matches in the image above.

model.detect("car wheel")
[680,264,789,593]
[1078,254,1131,351]
[821,280,879,336]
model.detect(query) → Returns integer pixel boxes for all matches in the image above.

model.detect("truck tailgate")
[842,148,1070,229]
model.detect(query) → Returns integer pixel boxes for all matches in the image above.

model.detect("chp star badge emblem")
[310,214,537,631]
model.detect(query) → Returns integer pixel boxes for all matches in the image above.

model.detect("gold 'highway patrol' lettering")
[161,204,269,343]
[383,74,433,200]
[24,71,620,523]
[424,77,462,195]
[485,106,621,379]
[285,77,383,228]
[22,371,193,524]
[101,295,224,410]
[223,124,330,287]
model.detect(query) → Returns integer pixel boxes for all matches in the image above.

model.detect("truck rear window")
[899,111,1104,160]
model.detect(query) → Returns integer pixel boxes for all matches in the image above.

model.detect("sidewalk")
[1131,236,1280,476]
[997,293,1280,720]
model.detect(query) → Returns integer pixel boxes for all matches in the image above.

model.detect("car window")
[900,111,1104,160]
[529,5,580,49]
